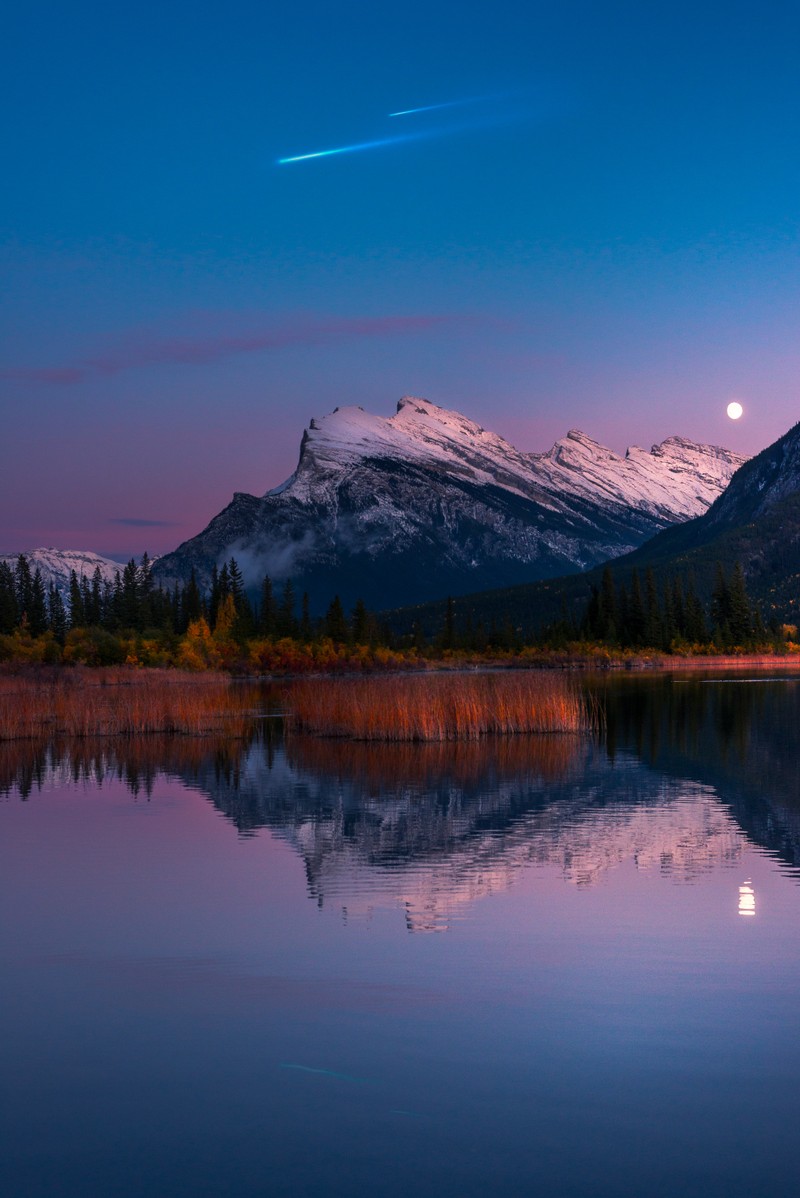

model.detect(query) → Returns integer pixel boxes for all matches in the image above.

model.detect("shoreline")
[2,652,800,681]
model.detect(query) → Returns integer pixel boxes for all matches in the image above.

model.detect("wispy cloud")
[0,313,453,386]
[109,518,180,528]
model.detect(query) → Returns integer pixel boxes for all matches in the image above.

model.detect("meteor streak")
[277,94,511,165]
[389,100,465,117]
[389,93,501,117]
[278,134,416,164]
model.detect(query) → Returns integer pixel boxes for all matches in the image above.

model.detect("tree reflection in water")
[3,673,800,929]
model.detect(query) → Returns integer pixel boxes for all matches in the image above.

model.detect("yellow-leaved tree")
[177,617,222,670]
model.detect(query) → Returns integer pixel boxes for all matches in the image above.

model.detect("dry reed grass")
[286,671,592,741]
[0,668,261,742]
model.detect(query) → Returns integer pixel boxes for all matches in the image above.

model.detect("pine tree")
[628,571,646,645]
[170,582,181,634]
[671,577,685,639]
[644,569,661,647]
[598,567,617,642]
[218,563,231,601]
[110,571,124,629]
[277,579,296,638]
[584,585,601,640]
[711,562,731,639]
[14,555,34,621]
[441,595,456,649]
[227,557,253,638]
[616,584,629,646]
[184,570,202,625]
[80,575,92,626]
[120,559,140,629]
[69,570,85,628]
[684,576,707,643]
[138,553,154,628]
[351,598,369,645]
[325,595,348,643]
[258,575,276,637]
[661,579,676,649]
[101,577,116,630]
[0,562,19,632]
[752,605,766,644]
[728,562,752,645]
[88,566,103,625]
[300,592,313,642]
[29,569,48,635]
[48,585,67,643]
[209,564,221,625]
[228,557,244,606]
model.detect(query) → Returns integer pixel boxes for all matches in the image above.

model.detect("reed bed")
[0,668,261,742]
[286,671,593,741]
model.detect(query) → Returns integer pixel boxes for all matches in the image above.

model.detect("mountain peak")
[394,395,484,432]
[274,398,746,514]
[155,396,745,612]
[0,548,124,601]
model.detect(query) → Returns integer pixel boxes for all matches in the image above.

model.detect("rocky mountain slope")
[391,418,800,634]
[0,548,123,598]
[617,416,800,617]
[153,397,744,611]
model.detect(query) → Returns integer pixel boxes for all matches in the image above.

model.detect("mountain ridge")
[0,548,124,601]
[386,418,800,635]
[152,396,745,612]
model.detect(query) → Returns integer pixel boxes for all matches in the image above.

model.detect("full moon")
[727,401,744,420]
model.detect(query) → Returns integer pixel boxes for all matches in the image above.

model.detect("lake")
[2,672,800,1197]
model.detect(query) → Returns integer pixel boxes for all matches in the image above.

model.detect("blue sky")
[2,0,799,556]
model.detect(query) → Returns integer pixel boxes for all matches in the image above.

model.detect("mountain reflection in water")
[5,672,800,930]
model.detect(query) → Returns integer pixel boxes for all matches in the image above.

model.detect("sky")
[2,0,799,558]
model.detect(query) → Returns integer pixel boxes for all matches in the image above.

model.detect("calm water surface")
[2,673,800,1197]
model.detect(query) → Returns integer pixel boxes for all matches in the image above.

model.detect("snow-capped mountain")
[153,397,745,611]
[169,739,745,931]
[0,548,123,598]
[609,417,800,616]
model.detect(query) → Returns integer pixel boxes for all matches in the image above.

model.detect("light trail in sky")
[278,132,421,164]
[389,100,465,117]
[277,94,512,164]
[389,93,505,118]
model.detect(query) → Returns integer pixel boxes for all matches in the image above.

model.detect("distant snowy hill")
[153,397,746,612]
[0,548,123,599]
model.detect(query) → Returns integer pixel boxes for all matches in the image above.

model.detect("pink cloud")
[0,313,456,385]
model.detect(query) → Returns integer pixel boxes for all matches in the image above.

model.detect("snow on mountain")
[154,396,746,612]
[280,397,743,519]
[0,548,123,598]
[182,739,745,932]
[529,428,742,521]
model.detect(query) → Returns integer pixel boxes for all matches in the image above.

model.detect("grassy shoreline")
[287,672,593,741]
[1,653,797,744]
[0,665,594,743]
[0,668,263,742]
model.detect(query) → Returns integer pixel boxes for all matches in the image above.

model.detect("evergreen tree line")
[578,562,768,650]
[0,554,386,647]
[0,552,778,658]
